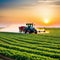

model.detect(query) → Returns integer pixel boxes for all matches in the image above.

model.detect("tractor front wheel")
[34,30,37,34]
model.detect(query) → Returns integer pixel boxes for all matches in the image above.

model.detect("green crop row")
[0,37,60,54]
[0,28,60,60]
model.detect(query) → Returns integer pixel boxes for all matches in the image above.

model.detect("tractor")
[19,23,37,34]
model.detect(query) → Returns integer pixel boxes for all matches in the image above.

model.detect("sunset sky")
[0,0,60,27]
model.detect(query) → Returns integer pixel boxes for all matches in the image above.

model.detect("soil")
[0,54,14,60]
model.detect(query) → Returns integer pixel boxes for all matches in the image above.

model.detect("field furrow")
[0,28,60,60]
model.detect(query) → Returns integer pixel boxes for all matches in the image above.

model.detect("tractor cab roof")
[26,23,33,25]
[26,23,34,27]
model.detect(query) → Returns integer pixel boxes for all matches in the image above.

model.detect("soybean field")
[0,28,60,60]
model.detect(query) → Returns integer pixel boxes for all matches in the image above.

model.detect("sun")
[44,18,49,24]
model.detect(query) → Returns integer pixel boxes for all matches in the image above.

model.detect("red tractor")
[19,23,37,34]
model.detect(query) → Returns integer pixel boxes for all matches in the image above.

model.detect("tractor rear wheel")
[25,30,30,34]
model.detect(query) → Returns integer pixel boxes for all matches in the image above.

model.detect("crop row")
[0,32,60,60]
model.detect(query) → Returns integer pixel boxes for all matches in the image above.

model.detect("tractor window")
[26,24,33,27]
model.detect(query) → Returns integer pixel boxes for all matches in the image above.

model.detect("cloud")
[37,0,60,5]
[53,0,60,5]
[0,0,60,9]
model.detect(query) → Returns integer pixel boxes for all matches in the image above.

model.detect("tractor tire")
[34,29,37,34]
[35,30,37,34]
[25,30,30,34]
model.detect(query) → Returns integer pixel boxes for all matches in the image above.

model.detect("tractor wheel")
[34,29,37,34]
[25,30,30,34]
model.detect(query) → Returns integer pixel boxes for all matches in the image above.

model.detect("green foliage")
[0,28,60,60]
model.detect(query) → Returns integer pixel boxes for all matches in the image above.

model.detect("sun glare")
[44,18,49,24]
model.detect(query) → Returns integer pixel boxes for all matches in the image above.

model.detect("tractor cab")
[26,23,33,28]
[26,23,34,31]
